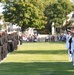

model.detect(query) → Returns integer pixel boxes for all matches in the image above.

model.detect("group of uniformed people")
[66,28,74,65]
[0,27,22,62]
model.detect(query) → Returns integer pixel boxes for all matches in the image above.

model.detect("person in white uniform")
[66,29,72,61]
[70,32,74,65]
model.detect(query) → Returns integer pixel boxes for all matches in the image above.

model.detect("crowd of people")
[22,33,66,42]
[22,33,37,42]
[45,34,66,42]
[0,25,22,63]
[65,29,74,65]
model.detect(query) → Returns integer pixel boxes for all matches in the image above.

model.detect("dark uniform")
[0,33,3,61]
[8,33,15,52]
[19,36,22,45]
[4,33,8,57]
[2,32,8,58]
[18,32,22,45]
[12,33,17,50]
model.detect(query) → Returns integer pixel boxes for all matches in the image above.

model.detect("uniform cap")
[7,31,12,34]
[1,29,5,32]
[67,29,71,32]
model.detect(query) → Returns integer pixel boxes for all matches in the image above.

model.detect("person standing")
[70,32,74,65]
[0,32,3,61]
[66,29,72,61]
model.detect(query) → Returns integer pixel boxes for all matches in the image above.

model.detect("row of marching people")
[65,29,74,65]
[0,29,22,62]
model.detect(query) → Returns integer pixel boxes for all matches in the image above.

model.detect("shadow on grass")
[23,42,65,44]
[0,62,74,75]
[11,50,67,55]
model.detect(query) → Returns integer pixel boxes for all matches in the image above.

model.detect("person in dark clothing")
[0,32,3,61]
[7,32,14,52]
[18,32,22,45]
[12,32,18,50]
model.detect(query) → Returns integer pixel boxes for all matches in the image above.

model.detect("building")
[62,11,74,30]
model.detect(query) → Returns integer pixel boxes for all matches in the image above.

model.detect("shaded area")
[23,42,65,44]
[11,50,67,55]
[0,62,74,75]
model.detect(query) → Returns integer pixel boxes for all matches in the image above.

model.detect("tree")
[2,0,46,31]
[44,0,73,31]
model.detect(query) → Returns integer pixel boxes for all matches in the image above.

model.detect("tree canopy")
[44,0,74,27]
[2,0,47,31]
[0,0,74,32]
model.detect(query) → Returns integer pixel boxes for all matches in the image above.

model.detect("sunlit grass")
[4,42,67,62]
[0,42,74,75]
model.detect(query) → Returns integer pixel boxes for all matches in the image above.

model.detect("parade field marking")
[0,42,74,75]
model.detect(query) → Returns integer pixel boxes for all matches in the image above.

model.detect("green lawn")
[0,42,74,75]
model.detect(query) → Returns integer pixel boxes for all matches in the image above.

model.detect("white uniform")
[66,34,72,61]
[71,37,74,65]
[66,34,71,49]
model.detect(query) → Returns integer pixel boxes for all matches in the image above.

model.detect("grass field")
[0,42,74,75]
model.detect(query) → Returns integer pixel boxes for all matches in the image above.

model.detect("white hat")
[7,31,12,34]
[67,29,71,32]
[1,29,5,32]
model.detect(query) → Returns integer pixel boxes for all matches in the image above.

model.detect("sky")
[70,0,74,4]
[0,3,4,13]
